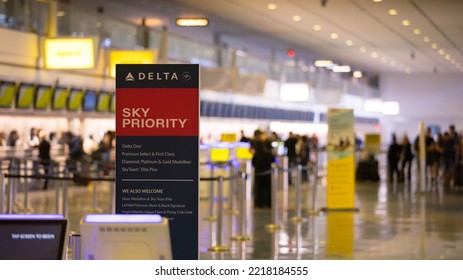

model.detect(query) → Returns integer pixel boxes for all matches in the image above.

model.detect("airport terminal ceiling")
[72,0,463,76]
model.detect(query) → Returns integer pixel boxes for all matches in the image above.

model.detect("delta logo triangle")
[125,72,135,81]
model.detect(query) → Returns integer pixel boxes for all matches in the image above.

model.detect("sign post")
[115,64,199,260]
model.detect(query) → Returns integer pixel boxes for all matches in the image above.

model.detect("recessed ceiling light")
[371,52,378,58]
[360,47,367,53]
[423,36,430,43]
[445,54,451,60]
[388,9,398,15]
[372,0,382,3]
[332,65,351,73]
[431,43,438,49]
[292,15,302,22]
[353,71,363,78]
[330,33,338,39]
[402,19,410,26]
[267,3,277,10]
[314,60,334,67]
[345,40,354,46]
[390,61,396,67]
[438,49,445,55]
[176,18,209,27]
[313,24,322,31]
[413,29,421,35]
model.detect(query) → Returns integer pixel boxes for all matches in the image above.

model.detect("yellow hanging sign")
[44,38,95,69]
[109,50,157,78]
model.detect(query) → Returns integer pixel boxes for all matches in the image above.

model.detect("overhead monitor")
[80,214,172,260]
[0,81,16,108]
[96,91,111,112]
[52,86,70,110]
[83,89,97,112]
[67,88,84,111]
[35,85,54,109]
[0,214,68,260]
[16,83,35,109]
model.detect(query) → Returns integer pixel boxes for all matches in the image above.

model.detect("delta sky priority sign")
[115,64,199,260]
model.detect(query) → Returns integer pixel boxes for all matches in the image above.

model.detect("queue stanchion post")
[227,163,239,216]
[245,160,252,238]
[11,159,19,212]
[91,161,102,213]
[267,165,281,231]
[68,232,82,260]
[308,149,321,215]
[55,164,62,214]
[231,171,251,241]
[208,175,229,252]
[281,156,289,211]
[62,173,69,218]
[0,173,4,214]
[111,180,116,214]
[204,163,217,221]
[23,161,30,213]
[291,164,305,223]
[7,174,14,214]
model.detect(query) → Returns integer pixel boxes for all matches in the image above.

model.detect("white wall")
[380,73,463,143]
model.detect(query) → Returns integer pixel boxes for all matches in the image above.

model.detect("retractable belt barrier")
[1,154,322,258]
[1,157,116,217]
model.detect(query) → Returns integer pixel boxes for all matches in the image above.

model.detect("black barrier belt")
[254,165,315,177]
[3,173,115,182]
[4,172,248,184]
[199,171,245,182]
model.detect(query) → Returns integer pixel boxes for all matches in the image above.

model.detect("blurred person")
[299,135,311,181]
[399,134,414,182]
[239,130,250,143]
[441,131,456,187]
[7,130,19,147]
[387,133,401,182]
[65,132,87,184]
[38,131,51,190]
[284,131,298,185]
[414,128,438,183]
[91,132,112,176]
[0,131,5,146]
[449,124,461,187]
[83,134,98,155]
[27,127,40,148]
[251,129,275,209]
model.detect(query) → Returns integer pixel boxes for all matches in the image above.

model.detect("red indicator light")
[287,49,295,58]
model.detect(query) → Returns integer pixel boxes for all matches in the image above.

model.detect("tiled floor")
[6,161,463,260]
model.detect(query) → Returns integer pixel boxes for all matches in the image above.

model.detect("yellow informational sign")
[326,156,355,208]
[109,50,157,78]
[326,212,354,256]
[235,146,253,160]
[44,38,95,69]
[220,133,237,143]
[364,133,381,155]
[326,108,356,210]
[209,148,230,162]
